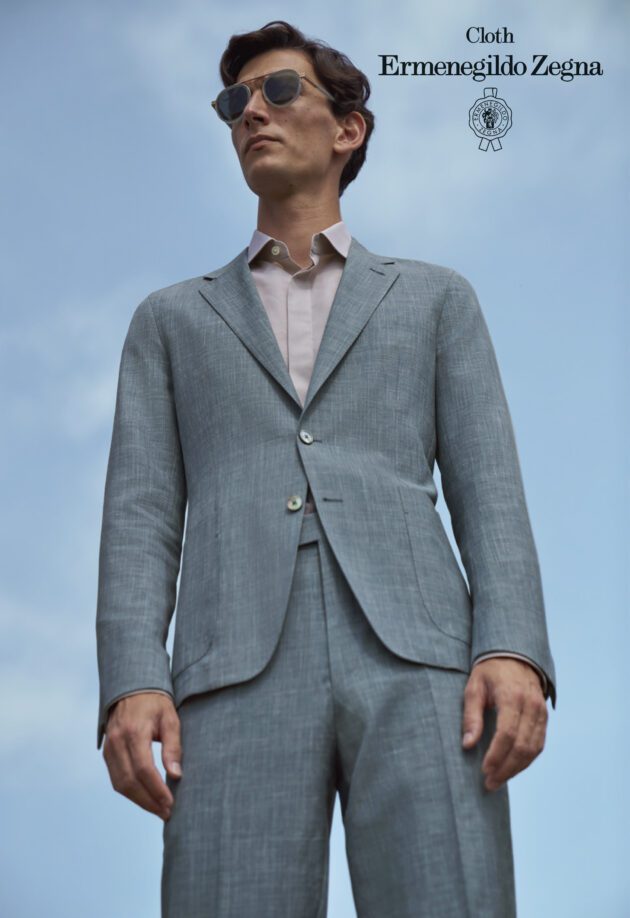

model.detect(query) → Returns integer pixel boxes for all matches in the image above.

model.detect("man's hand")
[102,692,182,821]
[461,658,548,792]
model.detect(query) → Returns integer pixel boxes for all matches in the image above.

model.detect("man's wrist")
[472,652,548,697]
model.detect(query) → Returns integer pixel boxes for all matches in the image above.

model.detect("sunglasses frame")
[211,68,336,126]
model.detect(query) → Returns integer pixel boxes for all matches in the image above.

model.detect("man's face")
[229,48,347,198]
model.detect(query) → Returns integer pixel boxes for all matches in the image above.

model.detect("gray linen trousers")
[95,236,557,916]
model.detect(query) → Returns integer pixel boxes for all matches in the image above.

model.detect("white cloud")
[0,275,156,440]
[0,593,103,788]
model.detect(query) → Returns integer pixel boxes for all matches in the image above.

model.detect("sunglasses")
[211,68,335,126]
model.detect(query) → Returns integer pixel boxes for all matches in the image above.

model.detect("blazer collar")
[198,236,399,416]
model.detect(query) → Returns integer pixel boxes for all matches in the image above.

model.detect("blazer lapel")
[197,236,400,415]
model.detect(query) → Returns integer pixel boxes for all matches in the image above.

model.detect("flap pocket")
[171,496,220,678]
[398,485,472,646]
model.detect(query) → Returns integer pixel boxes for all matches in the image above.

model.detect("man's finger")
[485,698,547,788]
[481,693,523,785]
[104,732,172,820]
[125,728,174,816]
[117,772,173,820]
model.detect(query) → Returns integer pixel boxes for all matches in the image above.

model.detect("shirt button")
[271,244,281,256]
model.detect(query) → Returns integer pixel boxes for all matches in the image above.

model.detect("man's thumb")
[161,719,182,778]
[462,684,486,748]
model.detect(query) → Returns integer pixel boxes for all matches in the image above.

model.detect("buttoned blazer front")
[95,236,557,749]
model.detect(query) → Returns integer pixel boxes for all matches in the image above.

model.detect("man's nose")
[242,87,270,125]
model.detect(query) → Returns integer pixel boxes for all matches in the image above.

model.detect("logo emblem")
[468,87,512,151]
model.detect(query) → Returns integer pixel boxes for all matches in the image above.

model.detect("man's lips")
[245,136,278,154]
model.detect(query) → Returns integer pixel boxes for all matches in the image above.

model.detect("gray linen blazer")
[95,236,557,749]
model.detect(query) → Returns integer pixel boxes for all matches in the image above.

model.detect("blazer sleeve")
[435,269,557,708]
[95,294,187,749]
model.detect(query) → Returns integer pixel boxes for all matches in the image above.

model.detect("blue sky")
[1,1,627,915]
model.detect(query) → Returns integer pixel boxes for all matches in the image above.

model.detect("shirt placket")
[282,246,321,513]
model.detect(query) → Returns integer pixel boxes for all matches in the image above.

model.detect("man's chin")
[244,171,295,199]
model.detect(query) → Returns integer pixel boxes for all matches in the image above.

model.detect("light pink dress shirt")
[107,220,548,718]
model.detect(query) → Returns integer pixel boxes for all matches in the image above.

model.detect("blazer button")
[299,430,314,444]
[287,495,303,511]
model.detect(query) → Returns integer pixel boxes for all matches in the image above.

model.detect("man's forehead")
[236,49,313,82]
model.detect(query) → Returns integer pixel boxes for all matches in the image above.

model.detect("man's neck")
[256,195,342,269]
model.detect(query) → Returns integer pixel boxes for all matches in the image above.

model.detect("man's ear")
[333,111,366,156]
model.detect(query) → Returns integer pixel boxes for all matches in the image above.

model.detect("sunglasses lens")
[215,70,302,123]
[264,70,300,105]
[217,84,249,122]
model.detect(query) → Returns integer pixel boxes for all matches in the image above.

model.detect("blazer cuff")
[110,689,174,701]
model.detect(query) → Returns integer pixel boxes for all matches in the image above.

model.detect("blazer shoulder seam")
[144,292,168,354]
[437,268,457,336]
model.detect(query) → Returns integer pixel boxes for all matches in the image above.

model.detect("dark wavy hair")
[218,20,375,196]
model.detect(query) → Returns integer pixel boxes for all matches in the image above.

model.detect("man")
[96,19,557,917]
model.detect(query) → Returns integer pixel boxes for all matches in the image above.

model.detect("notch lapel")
[197,237,400,415]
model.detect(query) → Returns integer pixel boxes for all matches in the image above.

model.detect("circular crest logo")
[468,87,512,151]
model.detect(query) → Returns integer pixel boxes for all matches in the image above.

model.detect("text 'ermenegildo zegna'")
[378,26,603,82]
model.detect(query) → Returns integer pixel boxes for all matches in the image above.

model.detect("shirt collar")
[247,219,352,264]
